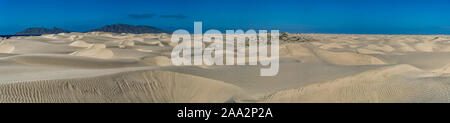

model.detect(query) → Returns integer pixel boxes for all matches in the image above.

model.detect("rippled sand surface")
[2,32,450,103]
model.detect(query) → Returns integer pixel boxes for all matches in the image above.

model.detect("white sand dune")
[6,54,143,69]
[312,48,386,65]
[113,40,135,48]
[2,39,79,54]
[281,43,314,57]
[415,40,435,52]
[356,48,385,55]
[260,64,450,103]
[0,41,15,53]
[70,44,114,59]
[366,44,395,53]
[0,69,242,103]
[141,56,172,66]
[430,63,450,76]
[70,40,94,48]
[136,49,153,52]
[1,32,450,103]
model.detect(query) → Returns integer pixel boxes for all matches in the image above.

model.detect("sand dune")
[70,44,114,59]
[415,40,435,52]
[6,54,143,69]
[356,48,385,55]
[70,40,94,48]
[312,48,386,65]
[113,40,135,48]
[0,41,15,53]
[282,43,314,57]
[2,39,79,54]
[431,64,450,76]
[2,33,450,103]
[261,64,450,103]
[0,70,241,103]
[141,56,172,66]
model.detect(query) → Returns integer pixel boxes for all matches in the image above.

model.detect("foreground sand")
[1,32,450,103]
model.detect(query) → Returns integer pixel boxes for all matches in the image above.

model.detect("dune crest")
[7,54,141,68]
[260,65,450,103]
[0,41,15,53]
[70,40,94,48]
[0,70,242,103]
[114,40,135,48]
[415,40,435,52]
[141,56,172,66]
[312,48,386,65]
[70,44,114,59]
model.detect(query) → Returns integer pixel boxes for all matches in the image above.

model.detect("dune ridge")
[0,41,15,53]
[260,64,450,103]
[70,44,114,59]
[1,32,450,103]
[0,69,242,103]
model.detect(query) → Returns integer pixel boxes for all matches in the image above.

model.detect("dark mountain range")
[15,27,70,35]
[89,24,169,34]
[13,24,169,36]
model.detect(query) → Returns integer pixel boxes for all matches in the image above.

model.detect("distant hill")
[13,24,168,35]
[89,24,169,34]
[15,27,70,35]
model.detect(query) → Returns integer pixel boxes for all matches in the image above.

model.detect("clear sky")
[1,0,450,35]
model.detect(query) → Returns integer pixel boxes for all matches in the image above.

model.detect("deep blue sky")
[1,0,450,35]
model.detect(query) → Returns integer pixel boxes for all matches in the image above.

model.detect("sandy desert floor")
[1,32,450,103]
